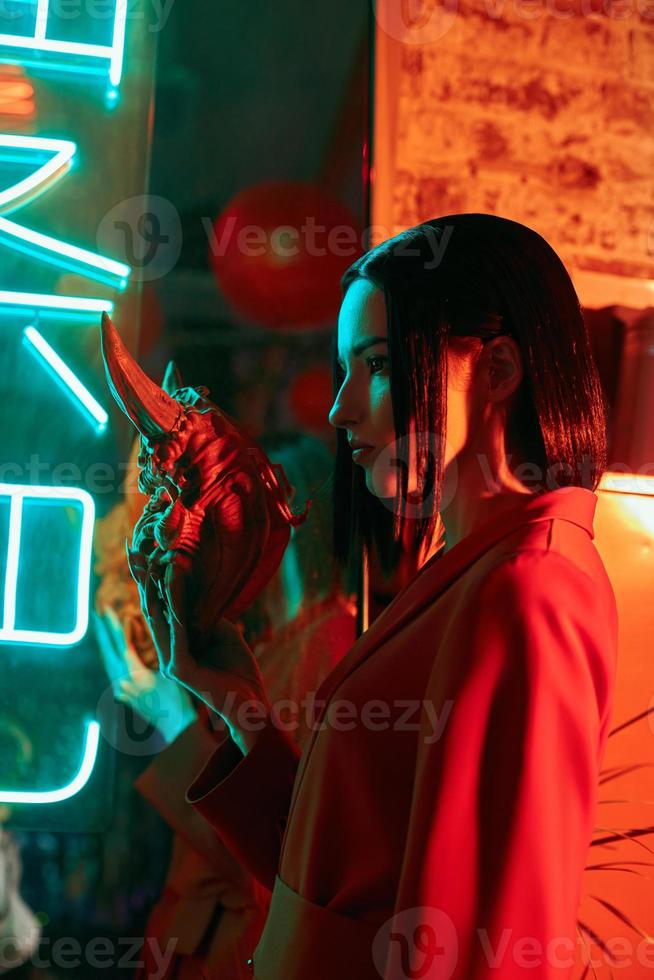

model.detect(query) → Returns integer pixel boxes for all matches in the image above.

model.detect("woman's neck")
[440,469,537,553]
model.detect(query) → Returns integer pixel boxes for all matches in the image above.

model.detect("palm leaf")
[577,919,619,966]
[576,924,600,980]
[576,710,654,978]
[585,860,652,880]
[597,798,654,805]
[609,706,654,738]
[599,763,654,786]
[585,865,651,878]
[589,826,654,853]
[589,895,654,943]
[585,860,653,870]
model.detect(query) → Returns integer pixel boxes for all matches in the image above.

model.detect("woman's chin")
[365,472,408,503]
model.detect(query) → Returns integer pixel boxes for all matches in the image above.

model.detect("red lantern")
[209,182,360,330]
[288,365,334,432]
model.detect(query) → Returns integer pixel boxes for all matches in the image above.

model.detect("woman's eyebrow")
[337,336,388,363]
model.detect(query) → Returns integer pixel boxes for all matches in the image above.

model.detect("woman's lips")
[352,446,375,463]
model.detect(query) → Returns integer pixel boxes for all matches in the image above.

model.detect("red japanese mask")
[100,312,310,645]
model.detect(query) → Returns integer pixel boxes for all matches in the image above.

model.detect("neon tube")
[0,291,113,313]
[24,325,109,432]
[0,484,95,646]
[0,134,75,214]
[0,215,130,288]
[109,0,128,88]
[0,722,100,804]
[0,0,128,90]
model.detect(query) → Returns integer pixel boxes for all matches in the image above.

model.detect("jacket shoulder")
[504,512,611,588]
[470,547,617,736]
[478,544,613,626]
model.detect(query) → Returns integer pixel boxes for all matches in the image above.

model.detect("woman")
[133,214,618,979]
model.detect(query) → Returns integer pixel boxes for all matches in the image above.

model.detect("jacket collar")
[315,487,597,711]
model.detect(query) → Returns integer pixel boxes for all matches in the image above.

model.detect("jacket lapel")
[314,487,597,712]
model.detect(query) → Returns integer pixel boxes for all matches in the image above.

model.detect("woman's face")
[328,279,470,504]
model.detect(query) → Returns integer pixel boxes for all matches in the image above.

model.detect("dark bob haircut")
[331,213,608,579]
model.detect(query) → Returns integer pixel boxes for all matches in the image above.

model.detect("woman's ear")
[485,336,523,401]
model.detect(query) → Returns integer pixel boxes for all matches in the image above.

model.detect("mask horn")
[100,312,181,440]
[162,360,184,396]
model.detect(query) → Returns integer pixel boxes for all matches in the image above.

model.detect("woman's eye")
[367,356,387,375]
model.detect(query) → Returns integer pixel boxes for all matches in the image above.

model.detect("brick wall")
[372,0,654,304]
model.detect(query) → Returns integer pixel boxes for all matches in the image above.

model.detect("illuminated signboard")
[0,483,95,646]
[0,0,128,92]
[0,1,154,817]
[0,134,130,304]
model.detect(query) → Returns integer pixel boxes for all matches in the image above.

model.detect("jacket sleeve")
[185,715,302,892]
[386,550,617,980]
[134,718,253,893]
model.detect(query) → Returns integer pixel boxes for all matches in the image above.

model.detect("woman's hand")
[126,545,271,755]
[93,606,198,746]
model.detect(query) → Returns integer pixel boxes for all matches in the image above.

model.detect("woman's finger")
[126,544,153,627]
[92,609,111,654]
[143,572,165,626]
[164,561,187,628]
[121,616,152,676]
[104,607,130,657]
[92,610,125,677]
[143,573,174,669]
[125,540,146,587]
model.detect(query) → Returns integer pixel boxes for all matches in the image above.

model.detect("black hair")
[331,213,608,578]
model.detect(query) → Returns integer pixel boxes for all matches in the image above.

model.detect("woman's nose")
[328,380,358,430]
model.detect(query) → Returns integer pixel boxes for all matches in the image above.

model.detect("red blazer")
[133,714,271,980]
[186,488,618,980]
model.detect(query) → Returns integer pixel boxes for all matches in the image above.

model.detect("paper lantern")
[209,182,359,330]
